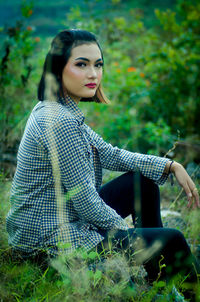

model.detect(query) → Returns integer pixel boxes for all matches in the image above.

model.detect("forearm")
[71,182,128,230]
[87,125,169,184]
[101,148,169,185]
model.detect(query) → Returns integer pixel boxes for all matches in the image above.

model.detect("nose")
[88,66,97,79]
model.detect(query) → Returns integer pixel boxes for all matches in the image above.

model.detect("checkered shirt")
[6,96,169,256]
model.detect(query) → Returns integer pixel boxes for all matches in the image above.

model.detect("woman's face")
[62,43,103,103]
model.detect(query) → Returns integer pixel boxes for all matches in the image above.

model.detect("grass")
[0,172,200,302]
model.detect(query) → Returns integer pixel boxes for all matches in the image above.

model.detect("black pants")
[97,172,200,285]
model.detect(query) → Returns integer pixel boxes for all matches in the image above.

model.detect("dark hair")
[37,29,109,103]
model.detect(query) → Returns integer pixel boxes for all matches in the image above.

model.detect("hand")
[170,161,200,209]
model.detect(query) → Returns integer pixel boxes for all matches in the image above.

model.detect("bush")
[1,0,199,162]
[140,0,200,155]
[0,2,40,173]
[68,0,200,159]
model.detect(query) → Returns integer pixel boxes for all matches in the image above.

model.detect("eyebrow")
[75,57,103,63]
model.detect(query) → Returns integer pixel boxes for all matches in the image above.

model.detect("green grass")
[1,173,200,302]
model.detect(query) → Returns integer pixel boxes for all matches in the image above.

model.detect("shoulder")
[34,100,74,120]
[30,100,78,129]
[22,101,79,143]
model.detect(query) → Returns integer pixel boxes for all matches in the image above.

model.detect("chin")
[80,91,96,102]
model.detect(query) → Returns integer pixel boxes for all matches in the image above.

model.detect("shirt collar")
[61,96,85,125]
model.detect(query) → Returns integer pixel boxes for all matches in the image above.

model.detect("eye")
[95,62,104,68]
[75,62,87,67]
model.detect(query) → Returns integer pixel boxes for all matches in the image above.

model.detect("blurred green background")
[1,0,200,176]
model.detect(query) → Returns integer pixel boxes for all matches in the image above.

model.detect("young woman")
[7,29,200,297]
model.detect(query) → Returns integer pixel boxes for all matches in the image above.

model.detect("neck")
[63,92,80,104]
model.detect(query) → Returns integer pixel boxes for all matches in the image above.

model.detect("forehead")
[70,43,102,60]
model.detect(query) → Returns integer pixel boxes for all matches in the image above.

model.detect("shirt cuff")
[153,157,170,185]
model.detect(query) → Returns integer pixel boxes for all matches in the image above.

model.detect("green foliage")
[0,2,39,157]
[68,0,200,157]
[1,0,200,161]
[140,0,200,146]
[68,5,153,152]
[68,1,200,160]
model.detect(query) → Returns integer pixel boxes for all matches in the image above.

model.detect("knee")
[165,228,188,248]
[168,228,185,239]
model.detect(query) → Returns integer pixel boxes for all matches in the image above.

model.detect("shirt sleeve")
[44,117,128,230]
[86,125,169,185]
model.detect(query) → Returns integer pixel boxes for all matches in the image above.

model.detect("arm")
[165,161,200,209]
[86,125,200,207]
[86,125,169,185]
[45,118,128,230]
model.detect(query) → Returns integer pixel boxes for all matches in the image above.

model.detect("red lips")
[85,83,97,89]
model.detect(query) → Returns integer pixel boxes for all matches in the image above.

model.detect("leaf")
[156,281,166,288]
[57,242,72,249]
[88,251,98,260]
[94,270,102,280]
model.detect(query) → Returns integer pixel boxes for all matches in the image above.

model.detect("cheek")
[63,66,83,81]
[70,69,83,79]
[98,70,103,82]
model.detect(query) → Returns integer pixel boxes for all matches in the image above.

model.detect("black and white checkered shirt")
[6,96,169,256]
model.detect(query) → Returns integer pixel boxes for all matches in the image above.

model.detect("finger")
[191,188,200,209]
[183,183,193,208]
[186,178,199,209]
[187,194,193,208]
